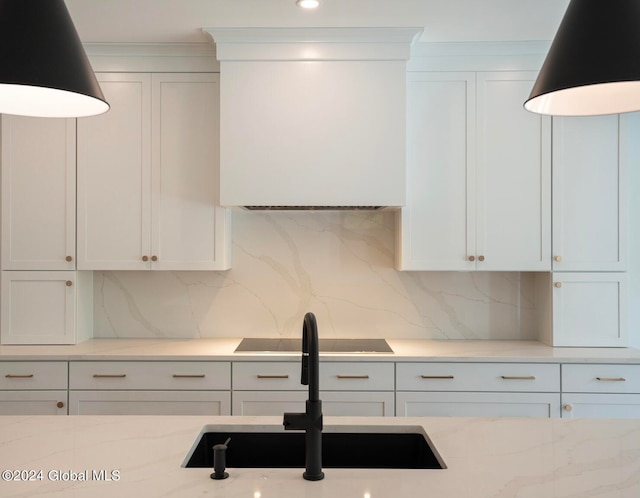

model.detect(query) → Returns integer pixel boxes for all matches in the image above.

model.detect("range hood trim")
[204,27,424,61]
[205,27,423,209]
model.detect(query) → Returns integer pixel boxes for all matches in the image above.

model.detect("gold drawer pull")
[172,374,206,378]
[92,374,127,378]
[5,374,34,379]
[596,377,626,382]
[421,375,455,380]
[336,375,370,379]
[257,374,289,379]
[501,375,536,380]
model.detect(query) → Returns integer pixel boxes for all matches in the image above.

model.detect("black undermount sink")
[183,426,446,470]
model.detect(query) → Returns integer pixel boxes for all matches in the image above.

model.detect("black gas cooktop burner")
[235,338,393,354]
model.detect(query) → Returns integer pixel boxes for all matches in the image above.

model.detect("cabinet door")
[232,391,394,417]
[0,391,67,415]
[561,393,640,419]
[476,72,551,271]
[68,390,230,415]
[397,72,476,270]
[551,273,628,347]
[150,74,230,270]
[1,116,76,270]
[552,114,628,271]
[77,73,152,270]
[396,391,560,418]
[1,271,77,344]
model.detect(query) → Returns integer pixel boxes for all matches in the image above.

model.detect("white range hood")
[204,27,422,209]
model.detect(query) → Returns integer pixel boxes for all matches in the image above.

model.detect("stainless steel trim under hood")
[204,27,423,209]
[243,206,385,211]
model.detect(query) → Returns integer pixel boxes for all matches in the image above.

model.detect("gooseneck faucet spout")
[283,312,324,481]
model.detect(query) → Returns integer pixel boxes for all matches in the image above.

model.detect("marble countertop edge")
[1,338,640,363]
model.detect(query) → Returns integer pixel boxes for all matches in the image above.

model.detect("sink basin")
[183,425,445,469]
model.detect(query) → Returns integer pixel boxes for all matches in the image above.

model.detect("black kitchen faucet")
[282,312,324,481]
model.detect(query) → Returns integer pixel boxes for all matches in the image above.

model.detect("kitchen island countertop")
[0,414,638,497]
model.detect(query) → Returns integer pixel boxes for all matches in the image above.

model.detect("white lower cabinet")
[396,362,560,418]
[5,358,640,418]
[232,391,395,417]
[0,362,68,415]
[561,364,640,419]
[0,391,68,415]
[68,361,231,415]
[69,391,229,415]
[396,392,560,418]
[561,394,640,419]
[231,361,395,416]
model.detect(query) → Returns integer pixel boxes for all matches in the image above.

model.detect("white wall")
[93,210,537,340]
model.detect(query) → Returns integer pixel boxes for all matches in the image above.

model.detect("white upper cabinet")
[397,72,476,271]
[397,71,551,271]
[77,73,152,270]
[1,116,76,270]
[1,271,93,345]
[77,73,230,271]
[550,272,628,347]
[475,72,551,271]
[552,114,628,272]
[150,73,230,270]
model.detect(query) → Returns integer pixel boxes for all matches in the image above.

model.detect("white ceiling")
[65,0,570,45]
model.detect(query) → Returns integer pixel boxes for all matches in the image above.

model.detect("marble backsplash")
[93,210,537,340]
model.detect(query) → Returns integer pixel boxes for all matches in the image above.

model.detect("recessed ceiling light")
[296,0,320,9]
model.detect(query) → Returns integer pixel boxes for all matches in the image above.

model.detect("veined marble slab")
[93,211,537,341]
[0,415,638,497]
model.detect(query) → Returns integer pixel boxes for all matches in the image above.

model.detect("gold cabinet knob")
[478,255,485,262]
[142,255,149,262]
[151,255,158,262]
[554,282,562,288]
[57,401,65,409]
[554,255,562,262]
[65,256,73,262]
[468,255,475,262]
[65,280,73,287]
[563,404,573,412]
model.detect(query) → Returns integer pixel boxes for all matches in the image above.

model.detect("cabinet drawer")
[232,362,303,390]
[320,362,394,391]
[69,361,230,390]
[68,390,231,416]
[396,391,560,418]
[233,391,394,417]
[396,362,559,392]
[0,362,67,390]
[562,364,640,394]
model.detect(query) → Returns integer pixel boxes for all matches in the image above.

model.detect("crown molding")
[84,43,219,72]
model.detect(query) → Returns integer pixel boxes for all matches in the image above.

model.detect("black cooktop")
[235,338,393,353]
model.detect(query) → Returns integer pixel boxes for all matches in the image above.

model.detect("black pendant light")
[525,0,640,116]
[0,0,108,118]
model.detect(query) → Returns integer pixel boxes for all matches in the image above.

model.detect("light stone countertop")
[1,338,640,363]
[0,414,638,497]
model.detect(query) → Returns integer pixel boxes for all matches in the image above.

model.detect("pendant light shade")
[0,0,108,118]
[525,0,640,116]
